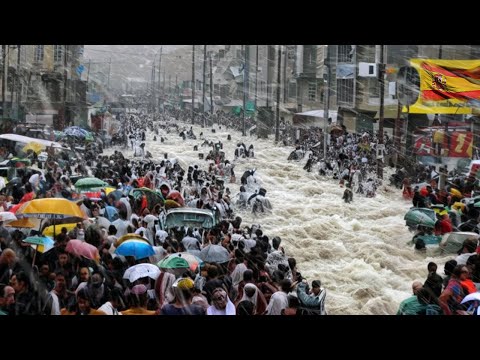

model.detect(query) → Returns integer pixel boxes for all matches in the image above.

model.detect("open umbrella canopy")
[157,254,189,270]
[42,222,77,237]
[103,206,119,222]
[64,126,93,141]
[404,208,437,229]
[199,244,230,264]
[15,198,85,223]
[0,211,17,223]
[22,141,45,155]
[115,233,149,248]
[129,187,164,210]
[115,239,155,259]
[23,236,54,253]
[75,177,109,190]
[66,239,100,261]
[4,218,37,229]
[158,252,203,271]
[123,263,161,283]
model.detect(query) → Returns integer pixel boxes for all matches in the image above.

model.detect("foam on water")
[110,122,453,314]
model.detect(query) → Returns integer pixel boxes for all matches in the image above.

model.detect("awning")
[295,109,338,122]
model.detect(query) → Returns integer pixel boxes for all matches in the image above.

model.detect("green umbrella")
[157,254,190,269]
[75,177,108,189]
[404,208,437,228]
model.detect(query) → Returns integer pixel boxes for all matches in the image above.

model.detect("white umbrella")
[0,212,17,223]
[461,292,480,304]
[123,263,161,283]
[460,292,480,315]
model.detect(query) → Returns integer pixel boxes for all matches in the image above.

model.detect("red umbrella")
[65,239,99,262]
[167,190,185,206]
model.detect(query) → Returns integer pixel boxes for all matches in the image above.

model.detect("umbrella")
[129,187,164,211]
[22,236,54,254]
[167,190,185,206]
[123,263,161,283]
[199,244,230,263]
[115,233,150,248]
[42,222,77,237]
[15,198,85,222]
[107,189,124,201]
[4,218,37,229]
[66,239,100,261]
[157,252,203,271]
[75,177,109,190]
[460,292,480,315]
[22,142,45,155]
[0,211,17,223]
[103,206,119,222]
[64,126,91,139]
[115,239,155,259]
[15,198,85,238]
[404,208,437,229]
[23,235,55,264]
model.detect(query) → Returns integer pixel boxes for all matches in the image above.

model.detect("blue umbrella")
[104,206,119,222]
[115,239,155,259]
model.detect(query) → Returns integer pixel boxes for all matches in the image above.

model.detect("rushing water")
[109,121,453,315]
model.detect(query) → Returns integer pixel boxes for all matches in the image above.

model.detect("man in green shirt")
[397,281,426,315]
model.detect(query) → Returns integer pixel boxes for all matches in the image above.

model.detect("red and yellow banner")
[403,59,480,114]
[413,125,472,158]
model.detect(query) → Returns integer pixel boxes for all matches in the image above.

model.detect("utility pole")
[192,45,195,125]
[151,54,156,113]
[254,45,258,120]
[16,45,21,119]
[376,45,385,180]
[242,45,248,136]
[266,46,270,108]
[275,45,281,142]
[324,57,330,160]
[283,45,288,102]
[209,53,213,118]
[157,46,162,112]
[2,45,7,121]
[107,57,112,91]
[63,45,69,128]
[202,45,207,118]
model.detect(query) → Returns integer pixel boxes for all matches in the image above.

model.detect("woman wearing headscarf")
[239,282,267,315]
[206,287,236,315]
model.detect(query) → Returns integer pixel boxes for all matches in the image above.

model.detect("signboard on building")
[413,123,473,158]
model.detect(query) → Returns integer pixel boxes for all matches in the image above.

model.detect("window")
[34,45,44,62]
[337,78,354,106]
[338,45,354,63]
[54,45,63,63]
[308,82,316,102]
[218,50,225,59]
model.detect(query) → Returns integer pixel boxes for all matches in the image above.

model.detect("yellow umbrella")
[16,198,86,238]
[22,141,45,155]
[42,222,77,237]
[15,198,85,221]
[104,187,116,195]
[4,218,37,228]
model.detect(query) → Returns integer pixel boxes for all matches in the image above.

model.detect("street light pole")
[324,61,330,160]
[275,45,281,143]
[192,45,195,125]
[376,45,385,180]
[209,53,213,118]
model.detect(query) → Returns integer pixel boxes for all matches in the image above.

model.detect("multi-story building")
[0,45,88,130]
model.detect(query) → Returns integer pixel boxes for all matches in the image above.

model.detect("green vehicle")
[160,208,219,242]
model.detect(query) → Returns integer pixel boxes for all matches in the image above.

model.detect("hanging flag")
[403,59,480,114]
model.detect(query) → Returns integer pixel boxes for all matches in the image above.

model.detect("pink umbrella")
[65,239,99,262]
